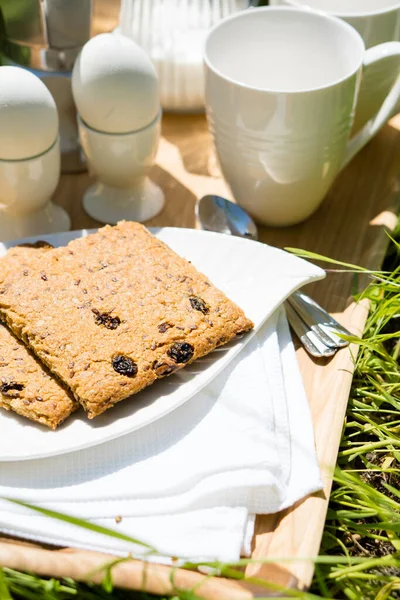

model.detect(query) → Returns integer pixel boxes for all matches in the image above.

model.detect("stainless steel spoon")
[196,194,350,357]
[196,194,258,241]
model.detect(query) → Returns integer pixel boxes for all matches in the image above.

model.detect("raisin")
[18,241,53,249]
[41,272,48,281]
[152,360,177,377]
[189,296,209,314]
[158,322,173,333]
[167,342,194,364]
[92,309,121,330]
[1,381,24,397]
[112,355,138,377]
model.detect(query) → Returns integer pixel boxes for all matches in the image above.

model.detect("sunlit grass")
[309,229,400,600]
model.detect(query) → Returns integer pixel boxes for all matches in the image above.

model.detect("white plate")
[0,228,324,461]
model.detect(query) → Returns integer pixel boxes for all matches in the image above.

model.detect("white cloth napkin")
[0,308,322,563]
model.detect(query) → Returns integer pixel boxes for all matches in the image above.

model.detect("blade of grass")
[0,568,12,600]
[284,248,384,273]
[3,498,157,553]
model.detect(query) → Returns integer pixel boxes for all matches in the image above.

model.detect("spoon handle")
[285,303,336,359]
[289,292,351,348]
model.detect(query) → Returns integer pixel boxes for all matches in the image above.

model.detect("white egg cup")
[0,137,71,242]
[78,111,165,224]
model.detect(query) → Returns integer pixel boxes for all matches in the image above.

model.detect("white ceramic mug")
[269,0,400,48]
[204,7,400,226]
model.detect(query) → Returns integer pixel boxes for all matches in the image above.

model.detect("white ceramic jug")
[119,0,250,112]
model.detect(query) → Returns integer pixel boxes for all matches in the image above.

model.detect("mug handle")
[342,42,400,169]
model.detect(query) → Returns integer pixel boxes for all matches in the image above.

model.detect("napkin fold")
[0,308,322,562]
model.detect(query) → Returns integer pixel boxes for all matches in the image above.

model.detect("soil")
[381,316,400,358]
[361,453,400,499]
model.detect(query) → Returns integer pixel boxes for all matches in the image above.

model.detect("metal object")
[289,292,351,348]
[196,194,351,358]
[285,303,336,359]
[0,0,91,72]
[196,194,259,241]
[0,0,120,70]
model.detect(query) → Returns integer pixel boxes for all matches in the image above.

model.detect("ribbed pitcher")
[119,0,251,112]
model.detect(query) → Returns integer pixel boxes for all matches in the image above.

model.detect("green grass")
[1,234,400,599]
[308,231,400,599]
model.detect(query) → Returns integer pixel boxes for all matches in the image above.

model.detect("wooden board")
[1,113,400,597]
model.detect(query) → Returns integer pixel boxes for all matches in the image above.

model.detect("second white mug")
[204,7,400,226]
[269,0,400,48]
[269,0,400,132]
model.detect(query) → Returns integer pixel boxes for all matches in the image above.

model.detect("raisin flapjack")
[0,243,77,429]
[0,222,253,418]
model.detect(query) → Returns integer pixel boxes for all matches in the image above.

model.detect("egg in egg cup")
[72,33,165,224]
[0,66,70,241]
[78,110,164,224]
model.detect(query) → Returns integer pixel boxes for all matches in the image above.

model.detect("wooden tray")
[1,113,399,598]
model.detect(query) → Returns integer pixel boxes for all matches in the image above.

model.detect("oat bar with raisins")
[0,222,253,418]
[0,244,77,429]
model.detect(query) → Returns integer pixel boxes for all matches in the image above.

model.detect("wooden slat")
[1,113,399,596]
[0,538,252,600]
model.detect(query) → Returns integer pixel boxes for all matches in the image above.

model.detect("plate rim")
[0,227,325,461]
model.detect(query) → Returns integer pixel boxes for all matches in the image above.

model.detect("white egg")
[72,33,159,134]
[0,66,59,161]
